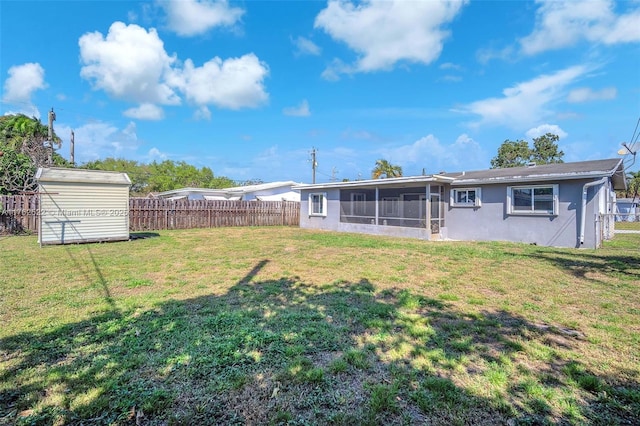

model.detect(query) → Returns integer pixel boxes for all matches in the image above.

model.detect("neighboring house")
[149,181,302,202]
[296,159,626,249]
[615,198,639,222]
[36,167,131,245]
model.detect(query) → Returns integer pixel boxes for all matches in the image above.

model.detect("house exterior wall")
[447,179,605,248]
[300,178,611,248]
[299,188,431,239]
[39,182,130,245]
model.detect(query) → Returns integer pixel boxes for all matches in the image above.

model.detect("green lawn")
[1,228,639,425]
[615,221,640,231]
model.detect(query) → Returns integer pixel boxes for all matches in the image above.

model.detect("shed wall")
[39,182,130,245]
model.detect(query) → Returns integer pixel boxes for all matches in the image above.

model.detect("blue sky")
[1,0,639,184]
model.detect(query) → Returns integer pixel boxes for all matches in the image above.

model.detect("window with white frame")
[451,188,481,207]
[350,193,366,215]
[309,192,327,216]
[382,197,400,217]
[507,184,558,215]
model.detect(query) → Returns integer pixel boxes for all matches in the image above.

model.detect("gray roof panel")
[36,167,132,185]
[448,159,625,188]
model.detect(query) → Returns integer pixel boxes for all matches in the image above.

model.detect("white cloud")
[56,121,140,163]
[476,45,515,65]
[556,111,581,120]
[147,147,168,160]
[79,22,180,105]
[526,124,568,140]
[79,22,270,115]
[172,54,269,110]
[459,65,589,129]
[520,0,640,55]
[123,103,165,120]
[567,87,617,103]
[441,75,462,83]
[439,62,462,71]
[320,58,351,81]
[292,36,321,56]
[283,99,310,117]
[314,0,467,77]
[2,63,47,114]
[194,105,212,121]
[158,0,244,37]
[380,133,486,172]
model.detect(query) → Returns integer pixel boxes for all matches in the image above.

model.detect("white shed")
[36,168,131,245]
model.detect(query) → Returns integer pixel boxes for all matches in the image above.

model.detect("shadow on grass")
[525,249,640,283]
[129,232,161,241]
[1,262,638,425]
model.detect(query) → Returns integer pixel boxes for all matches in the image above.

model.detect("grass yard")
[615,221,640,231]
[1,227,639,425]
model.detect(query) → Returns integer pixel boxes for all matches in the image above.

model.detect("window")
[507,185,558,215]
[351,193,366,215]
[309,192,327,216]
[451,188,481,207]
[382,197,400,217]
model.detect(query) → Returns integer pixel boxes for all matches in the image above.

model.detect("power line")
[627,116,640,153]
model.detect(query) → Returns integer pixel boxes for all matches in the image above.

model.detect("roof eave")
[35,167,132,185]
[452,170,620,186]
[295,175,454,191]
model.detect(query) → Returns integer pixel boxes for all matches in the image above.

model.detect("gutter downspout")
[579,177,608,245]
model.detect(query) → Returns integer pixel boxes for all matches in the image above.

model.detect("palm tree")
[626,171,640,199]
[372,159,403,179]
[0,114,66,194]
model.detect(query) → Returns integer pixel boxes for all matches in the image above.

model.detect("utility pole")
[70,130,75,165]
[310,147,317,184]
[47,108,56,165]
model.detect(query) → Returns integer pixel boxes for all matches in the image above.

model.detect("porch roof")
[294,174,455,191]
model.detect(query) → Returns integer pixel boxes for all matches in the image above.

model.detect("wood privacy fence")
[1,195,300,234]
[128,198,300,231]
[0,194,39,234]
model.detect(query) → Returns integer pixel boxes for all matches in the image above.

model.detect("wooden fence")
[1,195,300,234]
[128,198,300,231]
[0,194,39,234]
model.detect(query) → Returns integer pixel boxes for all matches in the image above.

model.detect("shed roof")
[36,168,132,185]
[447,159,626,189]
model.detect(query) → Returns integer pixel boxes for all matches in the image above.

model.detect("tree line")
[82,158,236,195]
[0,114,239,196]
[2,114,638,199]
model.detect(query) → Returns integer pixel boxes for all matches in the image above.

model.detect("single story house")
[36,167,131,245]
[296,159,626,249]
[615,198,639,222]
[149,181,301,202]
